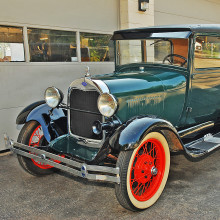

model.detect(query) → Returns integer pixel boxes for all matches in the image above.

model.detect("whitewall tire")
[115,132,170,211]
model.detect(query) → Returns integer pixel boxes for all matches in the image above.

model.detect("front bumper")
[4,135,120,184]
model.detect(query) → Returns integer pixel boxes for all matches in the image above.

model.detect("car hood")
[93,66,186,123]
[93,64,187,124]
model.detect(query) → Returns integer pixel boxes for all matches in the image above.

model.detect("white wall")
[155,0,220,25]
[0,0,118,150]
[0,0,119,33]
[120,0,154,29]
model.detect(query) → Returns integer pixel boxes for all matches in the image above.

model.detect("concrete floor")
[0,151,219,220]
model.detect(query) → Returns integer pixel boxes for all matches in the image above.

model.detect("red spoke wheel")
[17,121,61,176]
[29,124,53,169]
[115,132,170,211]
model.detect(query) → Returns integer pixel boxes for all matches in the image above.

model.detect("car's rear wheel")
[115,132,170,211]
[17,121,55,176]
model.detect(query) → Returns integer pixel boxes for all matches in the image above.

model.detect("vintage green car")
[6,24,220,211]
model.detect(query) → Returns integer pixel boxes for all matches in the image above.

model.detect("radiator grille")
[69,88,102,140]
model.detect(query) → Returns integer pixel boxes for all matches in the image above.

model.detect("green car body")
[12,24,220,211]
[16,24,220,158]
[99,65,187,127]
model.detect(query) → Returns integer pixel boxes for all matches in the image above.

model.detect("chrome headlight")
[44,87,63,108]
[97,93,117,117]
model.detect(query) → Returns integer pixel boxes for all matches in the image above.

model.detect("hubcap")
[151,166,158,176]
[133,154,155,184]
[130,138,166,201]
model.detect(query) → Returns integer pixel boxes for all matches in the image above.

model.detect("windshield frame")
[114,36,190,71]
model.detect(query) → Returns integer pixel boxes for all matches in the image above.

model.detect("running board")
[184,132,220,158]
[4,135,120,184]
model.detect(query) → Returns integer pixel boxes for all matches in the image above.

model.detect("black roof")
[112,24,220,40]
[114,24,220,34]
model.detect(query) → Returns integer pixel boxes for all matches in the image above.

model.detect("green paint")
[49,134,99,161]
[96,64,187,126]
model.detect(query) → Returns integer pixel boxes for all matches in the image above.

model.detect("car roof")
[114,24,220,34]
[111,24,220,40]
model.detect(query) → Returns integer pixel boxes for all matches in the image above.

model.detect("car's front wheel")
[17,121,55,176]
[115,132,170,211]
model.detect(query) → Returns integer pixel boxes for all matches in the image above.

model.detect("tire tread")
[115,151,139,211]
[17,121,54,176]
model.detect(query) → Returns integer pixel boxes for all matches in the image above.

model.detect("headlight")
[44,87,63,108]
[98,93,117,117]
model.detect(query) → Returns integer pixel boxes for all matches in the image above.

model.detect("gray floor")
[0,151,219,220]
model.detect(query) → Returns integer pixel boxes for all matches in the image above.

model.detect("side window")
[28,28,77,62]
[80,32,114,62]
[194,36,220,69]
[0,26,25,62]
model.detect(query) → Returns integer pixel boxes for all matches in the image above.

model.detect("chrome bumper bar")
[4,135,120,183]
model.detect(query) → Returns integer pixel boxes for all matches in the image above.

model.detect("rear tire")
[17,121,54,176]
[115,132,170,211]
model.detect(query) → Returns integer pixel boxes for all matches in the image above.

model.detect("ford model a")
[5,25,220,211]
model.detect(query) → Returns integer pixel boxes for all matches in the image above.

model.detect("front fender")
[16,102,67,143]
[109,116,182,152]
[16,100,46,124]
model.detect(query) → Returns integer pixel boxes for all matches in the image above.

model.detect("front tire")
[115,132,170,211]
[17,121,54,176]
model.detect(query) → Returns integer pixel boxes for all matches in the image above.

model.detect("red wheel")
[29,125,53,169]
[17,121,62,176]
[115,132,170,211]
[130,138,166,201]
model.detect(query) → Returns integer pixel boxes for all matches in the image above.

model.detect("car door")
[187,34,220,125]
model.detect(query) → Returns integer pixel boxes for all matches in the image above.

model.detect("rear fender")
[17,102,67,142]
[109,116,184,152]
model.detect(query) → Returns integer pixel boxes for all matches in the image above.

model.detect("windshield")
[116,38,189,68]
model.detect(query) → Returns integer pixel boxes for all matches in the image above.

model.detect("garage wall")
[155,0,220,25]
[0,0,119,33]
[0,0,119,150]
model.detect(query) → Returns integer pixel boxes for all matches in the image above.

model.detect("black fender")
[16,101,46,124]
[16,101,67,143]
[109,116,184,152]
